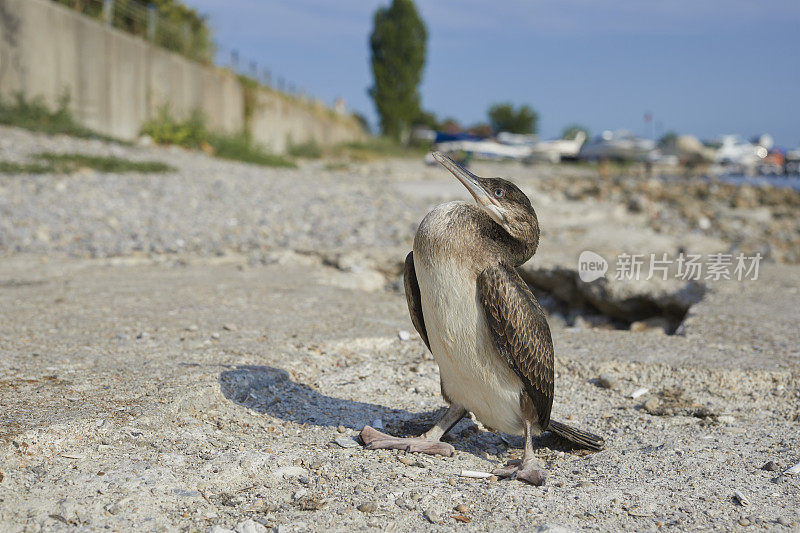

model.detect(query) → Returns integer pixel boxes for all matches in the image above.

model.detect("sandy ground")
[1,127,799,532]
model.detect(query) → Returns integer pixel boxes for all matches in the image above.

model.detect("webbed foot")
[492,459,547,486]
[359,425,455,456]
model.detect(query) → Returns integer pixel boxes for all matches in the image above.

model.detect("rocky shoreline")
[1,126,798,531]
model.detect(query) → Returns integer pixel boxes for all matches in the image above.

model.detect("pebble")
[293,488,308,500]
[186,325,199,331]
[357,501,378,513]
[643,397,660,413]
[630,387,649,399]
[733,490,749,506]
[454,504,469,513]
[207,527,234,533]
[398,330,411,341]
[597,373,618,389]
[337,425,347,433]
[334,436,359,449]
[784,462,800,475]
[777,517,790,526]
[738,518,751,526]
[761,461,780,471]
[424,508,442,524]
[235,520,267,533]
[222,324,237,331]
[629,321,647,333]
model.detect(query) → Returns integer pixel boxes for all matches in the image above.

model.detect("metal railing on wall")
[52,0,319,106]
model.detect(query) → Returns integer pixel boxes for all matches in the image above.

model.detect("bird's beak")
[431,152,507,227]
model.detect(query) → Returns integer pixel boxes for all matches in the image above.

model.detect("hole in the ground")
[519,268,705,335]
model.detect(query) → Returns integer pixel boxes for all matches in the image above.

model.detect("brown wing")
[477,263,554,429]
[403,251,430,352]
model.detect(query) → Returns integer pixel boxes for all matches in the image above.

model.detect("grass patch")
[208,134,295,168]
[288,141,323,159]
[0,161,53,174]
[0,93,120,142]
[141,108,295,168]
[329,137,430,162]
[37,153,174,173]
[323,162,351,172]
[0,153,174,174]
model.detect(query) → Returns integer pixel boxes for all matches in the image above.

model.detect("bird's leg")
[360,404,466,457]
[492,418,548,485]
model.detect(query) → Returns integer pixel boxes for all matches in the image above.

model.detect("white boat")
[525,131,587,163]
[714,135,767,170]
[434,132,537,161]
[658,134,716,165]
[578,130,656,162]
[434,139,534,160]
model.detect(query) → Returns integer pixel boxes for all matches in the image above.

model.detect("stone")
[643,397,660,413]
[597,373,618,389]
[334,436,359,448]
[235,520,267,533]
[357,501,378,513]
[424,508,442,524]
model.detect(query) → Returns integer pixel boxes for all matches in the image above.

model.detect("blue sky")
[184,0,800,147]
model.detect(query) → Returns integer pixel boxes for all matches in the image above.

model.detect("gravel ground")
[1,126,798,531]
[0,126,422,259]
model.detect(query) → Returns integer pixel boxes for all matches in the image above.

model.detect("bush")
[141,108,206,147]
[288,141,323,159]
[141,107,294,168]
[209,133,294,168]
[0,93,116,141]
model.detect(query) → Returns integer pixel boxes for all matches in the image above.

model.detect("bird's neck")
[480,220,538,266]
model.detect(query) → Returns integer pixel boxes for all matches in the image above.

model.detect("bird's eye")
[494,188,505,198]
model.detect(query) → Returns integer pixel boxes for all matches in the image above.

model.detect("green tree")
[369,0,427,142]
[55,0,213,61]
[413,109,439,130]
[487,103,538,134]
[658,131,679,147]
[561,124,589,141]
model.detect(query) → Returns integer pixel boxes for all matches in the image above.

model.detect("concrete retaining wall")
[0,0,364,150]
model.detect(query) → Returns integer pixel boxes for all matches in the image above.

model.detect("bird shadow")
[218,365,440,433]
[217,365,579,456]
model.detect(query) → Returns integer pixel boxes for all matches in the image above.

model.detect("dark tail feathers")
[548,420,605,451]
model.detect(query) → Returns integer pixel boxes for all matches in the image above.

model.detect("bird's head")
[432,151,540,264]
